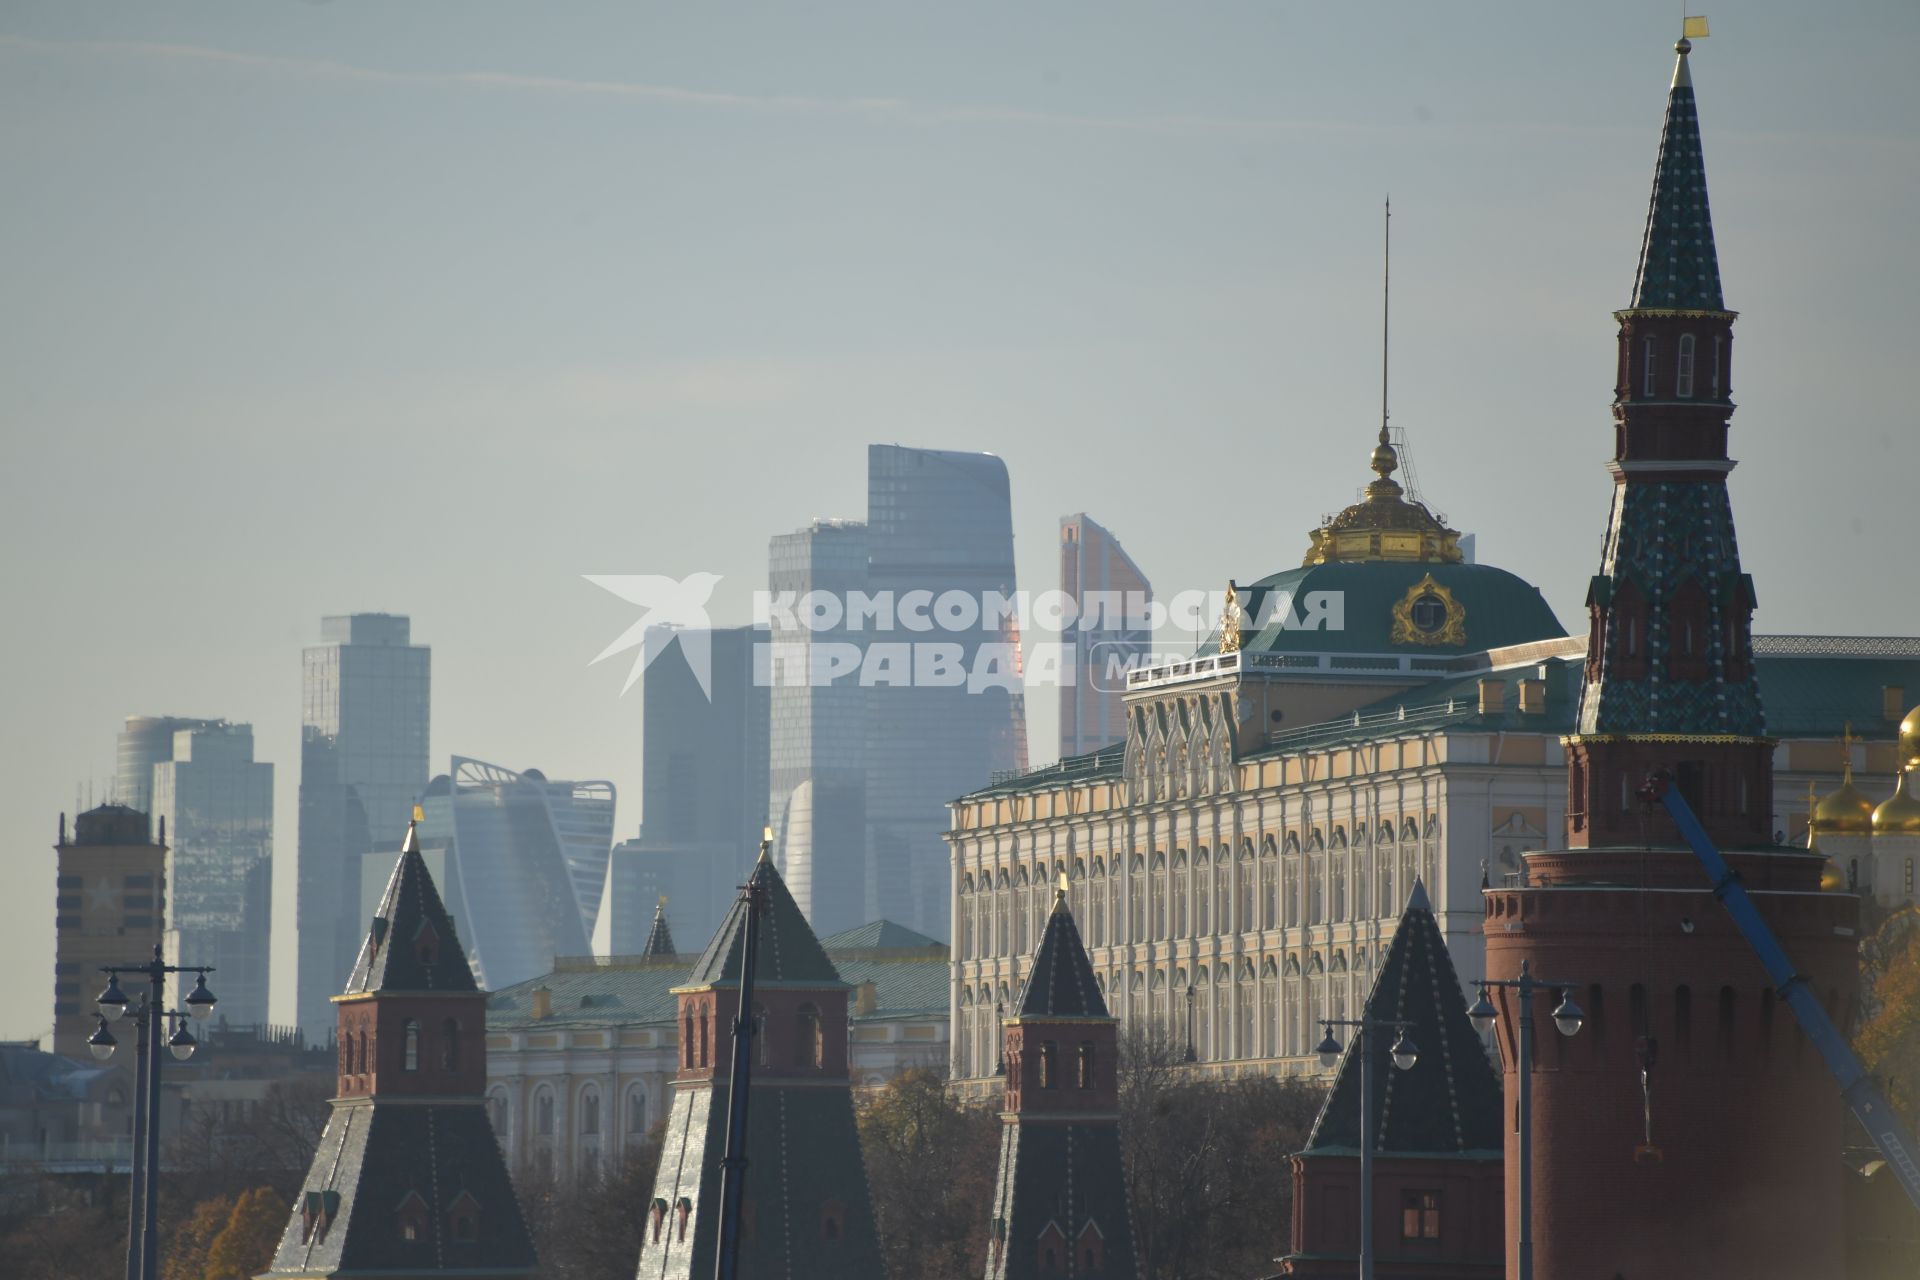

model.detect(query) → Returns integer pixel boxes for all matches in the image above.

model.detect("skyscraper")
[767,523,869,936]
[116,715,221,813]
[296,613,430,1039]
[1058,513,1152,759]
[150,722,274,1028]
[52,806,165,1058]
[391,757,608,992]
[866,445,1027,936]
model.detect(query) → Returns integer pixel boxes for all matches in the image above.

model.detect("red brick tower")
[638,848,883,1280]
[262,821,535,1279]
[1483,37,1857,1280]
[986,881,1137,1280]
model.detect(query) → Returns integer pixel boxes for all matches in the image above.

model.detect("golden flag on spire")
[1683,15,1710,39]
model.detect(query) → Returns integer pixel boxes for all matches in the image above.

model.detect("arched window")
[1128,859,1145,941]
[753,1005,770,1068]
[534,1087,554,1137]
[1676,333,1696,397]
[683,1013,695,1069]
[1259,848,1277,929]
[1170,852,1188,940]
[697,1012,709,1068]
[626,1084,648,1135]
[1039,1040,1058,1089]
[580,1086,600,1136]
[1642,334,1657,397]
[448,1192,481,1243]
[403,1019,420,1072]
[1077,1041,1095,1089]
[1013,868,1031,954]
[1089,860,1106,946]
[1151,853,1168,940]
[960,875,975,958]
[440,1018,460,1073]
[1194,851,1212,934]
[1235,850,1254,933]
[796,1004,823,1070]
[486,1088,509,1140]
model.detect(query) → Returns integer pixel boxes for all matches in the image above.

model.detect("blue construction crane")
[1641,772,1920,1213]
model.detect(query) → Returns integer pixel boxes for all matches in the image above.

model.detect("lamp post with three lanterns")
[1314,1016,1420,1280]
[88,944,217,1280]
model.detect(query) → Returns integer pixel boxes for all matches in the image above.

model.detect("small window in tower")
[1400,1190,1442,1240]
[1676,333,1696,397]
[441,1018,460,1072]
[397,1191,429,1243]
[649,1198,668,1244]
[1077,1041,1095,1089]
[1642,336,1657,397]
[1713,335,1724,396]
[1040,1040,1059,1089]
[447,1192,481,1243]
[675,1197,692,1242]
[820,1200,845,1243]
[403,1019,420,1072]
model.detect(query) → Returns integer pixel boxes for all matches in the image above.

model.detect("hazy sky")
[3,2,1916,1042]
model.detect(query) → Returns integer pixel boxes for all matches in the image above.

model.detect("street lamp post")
[92,945,217,1280]
[1315,1017,1419,1280]
[1183,982,1197,1063]
[994,999,1007,1076]
[1468,959,1586,1280]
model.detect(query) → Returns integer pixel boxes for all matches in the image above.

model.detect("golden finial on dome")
[1813,723,1876,837]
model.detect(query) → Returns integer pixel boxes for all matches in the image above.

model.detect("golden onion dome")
[1820,857,1847,892]
[1812,762,1875,836]
[1873,768,1920,836]
[1901,705,1920,770]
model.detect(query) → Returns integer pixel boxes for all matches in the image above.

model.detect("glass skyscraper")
[117,715,222,813]
[150,722,275,1028]
[1058,513,1152,758]
[865,445,1027,937]
[767,525,869,936]
[392,757,609,991]
[631,624,770,946]
[296,613,429,1038]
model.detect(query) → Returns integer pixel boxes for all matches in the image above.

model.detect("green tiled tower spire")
[1568,36,1772,851]
[1629,39,1724,312]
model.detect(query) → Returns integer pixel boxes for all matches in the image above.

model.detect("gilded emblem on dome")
[1390,574,1467,646]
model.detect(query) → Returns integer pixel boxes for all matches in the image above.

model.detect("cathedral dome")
[1874,769,1920,836]
[1812,764,1875,836]
[1900,705,1920,769]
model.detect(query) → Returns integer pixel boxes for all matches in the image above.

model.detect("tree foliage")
[204,1186,288,1280]
[857,1068,1001,1280]
[512,1134,663,1280]
[1857,905,1920,1128]
[1119,1024,1324,1280]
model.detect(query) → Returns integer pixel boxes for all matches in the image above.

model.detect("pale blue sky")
[3,2,1916,1040]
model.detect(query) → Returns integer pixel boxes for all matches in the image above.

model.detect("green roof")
[1629,44,1724,312]
[488,927,951,1031]
[1229,560,1566,658]
[817,919,943,951]
[958,647,1920,803]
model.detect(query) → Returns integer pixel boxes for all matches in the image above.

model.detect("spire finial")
[1380,195,1393,451]
[1674,15,1706,88]
[1053,872,1069,912]
[758,825,772,864]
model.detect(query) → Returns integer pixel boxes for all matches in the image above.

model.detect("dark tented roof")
[1302,879,1502,1156]
[1015,896,1109,1020]
[682,852,844,989]
[342,822,479,997]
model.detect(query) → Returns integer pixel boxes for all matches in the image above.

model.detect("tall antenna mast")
[1381,196,1390,448]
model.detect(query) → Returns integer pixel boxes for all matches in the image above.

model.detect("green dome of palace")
[1229,560,1566,657]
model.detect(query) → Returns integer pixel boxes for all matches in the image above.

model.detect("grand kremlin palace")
[945,434,1920,1085]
